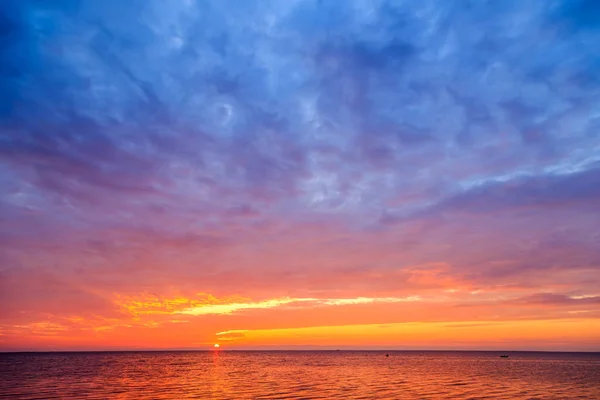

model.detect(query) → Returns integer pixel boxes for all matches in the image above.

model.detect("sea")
[0,351,599,399]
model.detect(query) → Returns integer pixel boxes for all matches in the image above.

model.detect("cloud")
[1,0,599,349]
[435,165,600,214]
[512,293,600,306]
[115,293,424,317]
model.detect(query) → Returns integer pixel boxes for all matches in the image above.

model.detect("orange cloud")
[114,293,423,317]
[212,319,600,351]
[115,292,250,317]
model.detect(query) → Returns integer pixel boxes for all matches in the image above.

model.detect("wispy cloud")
[1,0,599,350]
[116,293,423,316]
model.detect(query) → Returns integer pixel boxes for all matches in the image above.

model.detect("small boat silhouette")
[500,355,509,358]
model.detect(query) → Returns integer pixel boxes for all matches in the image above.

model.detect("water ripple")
[1,351,599,399]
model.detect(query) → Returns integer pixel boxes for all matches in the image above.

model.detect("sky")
[0,0,599,352]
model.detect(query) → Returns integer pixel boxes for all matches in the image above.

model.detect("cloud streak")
[116,293,423,316]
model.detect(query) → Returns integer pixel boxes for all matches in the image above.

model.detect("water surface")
[1,351,599,399]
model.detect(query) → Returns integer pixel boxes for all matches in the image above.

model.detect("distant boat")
[500,355,509,358]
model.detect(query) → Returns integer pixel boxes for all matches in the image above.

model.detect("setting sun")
[213,344,220,349]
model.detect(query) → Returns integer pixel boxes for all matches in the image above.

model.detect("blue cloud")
[1,0,599,295]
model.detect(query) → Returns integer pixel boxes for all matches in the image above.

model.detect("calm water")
[1,351,599,399]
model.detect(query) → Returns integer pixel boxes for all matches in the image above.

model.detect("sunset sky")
[1,0,599,352]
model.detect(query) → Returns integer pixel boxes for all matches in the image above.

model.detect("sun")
[213,343,220,348]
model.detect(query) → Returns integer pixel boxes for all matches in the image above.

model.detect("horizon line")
[2,349,599,354]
